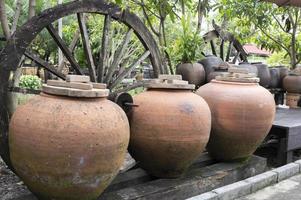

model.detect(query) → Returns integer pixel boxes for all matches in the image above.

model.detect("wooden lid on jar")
[215,67,260,83]
[146,75,195,90]
[42,75,109,98]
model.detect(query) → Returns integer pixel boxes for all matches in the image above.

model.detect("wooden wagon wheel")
[202,22,248,64]
[0,0,163,169]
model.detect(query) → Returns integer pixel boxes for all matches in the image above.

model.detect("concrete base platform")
[238,174,301,200]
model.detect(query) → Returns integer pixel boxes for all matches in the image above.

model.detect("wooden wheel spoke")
[232,51,241,64]
[46,24,83,75]
[109,51,150,90]
[98,15,112,83]
[77,13,97,82]
[58,29,80,72]
[105,28,133,84]
[210,40,217,56]
[226,41,233,62]
[220,39,224,60]
[70,29,81,53]
[24,51,66,80]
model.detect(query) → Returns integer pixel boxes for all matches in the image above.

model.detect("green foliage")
[217,0,301,67]
[171,15,204,63]
[19,75,42,90]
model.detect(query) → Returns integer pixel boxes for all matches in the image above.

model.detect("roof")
[243,44,272,57]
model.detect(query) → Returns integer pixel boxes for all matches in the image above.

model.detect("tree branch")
[0,0,11,39]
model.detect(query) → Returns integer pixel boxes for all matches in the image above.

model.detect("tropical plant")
[172,15,204,63]
[19,75,42,90]
[217,0,301,68]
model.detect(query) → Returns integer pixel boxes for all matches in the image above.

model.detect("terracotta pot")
[10,93,130,200]
[196,80,275,161]
[253,63,271,88]
[238,63,258,76]
[264,0,301,7]
[129,89,211,178]
[269,68,281,88]
[176,63,206,87]
[199,56,224,77]
[283,75,301,93]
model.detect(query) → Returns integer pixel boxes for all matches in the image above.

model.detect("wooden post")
[58,0,63,69]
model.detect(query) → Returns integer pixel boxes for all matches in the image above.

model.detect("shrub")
[19,75,42,90]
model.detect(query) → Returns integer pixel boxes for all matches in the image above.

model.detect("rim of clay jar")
[211,79,259,86]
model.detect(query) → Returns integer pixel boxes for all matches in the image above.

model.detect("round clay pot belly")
[196,80,275,161]
[10,93,130,200]
[253,63,271,88]
[129,89,211,178]
[199,56,224,79]
[269,68,281,88]
[283,75,301,93]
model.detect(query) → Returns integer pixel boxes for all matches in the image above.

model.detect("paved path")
[238,174,301,200]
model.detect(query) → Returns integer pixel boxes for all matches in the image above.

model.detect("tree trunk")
[11,0,22,34]
[28,0,36,19]
[0,0,11,39]
[197,0,208,33]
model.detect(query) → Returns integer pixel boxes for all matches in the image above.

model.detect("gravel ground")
[0,158,32,200]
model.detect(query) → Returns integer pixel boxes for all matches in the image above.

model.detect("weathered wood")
[77,13,97,82]
[158,74,182,80]
[226,41,233,62]
[98,15,111,83]
[232,51,241,64]
[99,156,266,200]
[47,80,93,90]
[58,29,81,72]
[92,83,107,89]
[220,39,224,60]
[109,51,150,89]
[46,24,83,75]
[24,51,66,80]
[42,85,109,98]
[66,75,90,83]
[105,29,133,84]
[147,82,195,90]
[210,40,217,56]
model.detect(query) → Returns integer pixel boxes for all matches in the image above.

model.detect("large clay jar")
[196,79,275,161]
[129,77,211,178]
[176,63,206,88]
[253,63,271,88]
[283,75,301,93]
[9,82,130,200]
[275,66,289,88]
[238,63,258,76]
[269,68,281,88]
[199,55,224,78]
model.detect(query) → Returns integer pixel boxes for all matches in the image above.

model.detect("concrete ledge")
[212,181,251,200]
[187,192,218,200]
[294,160,301,172]
[188,159,301,200]
[244,171,278,192]
[272,163,300,182]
